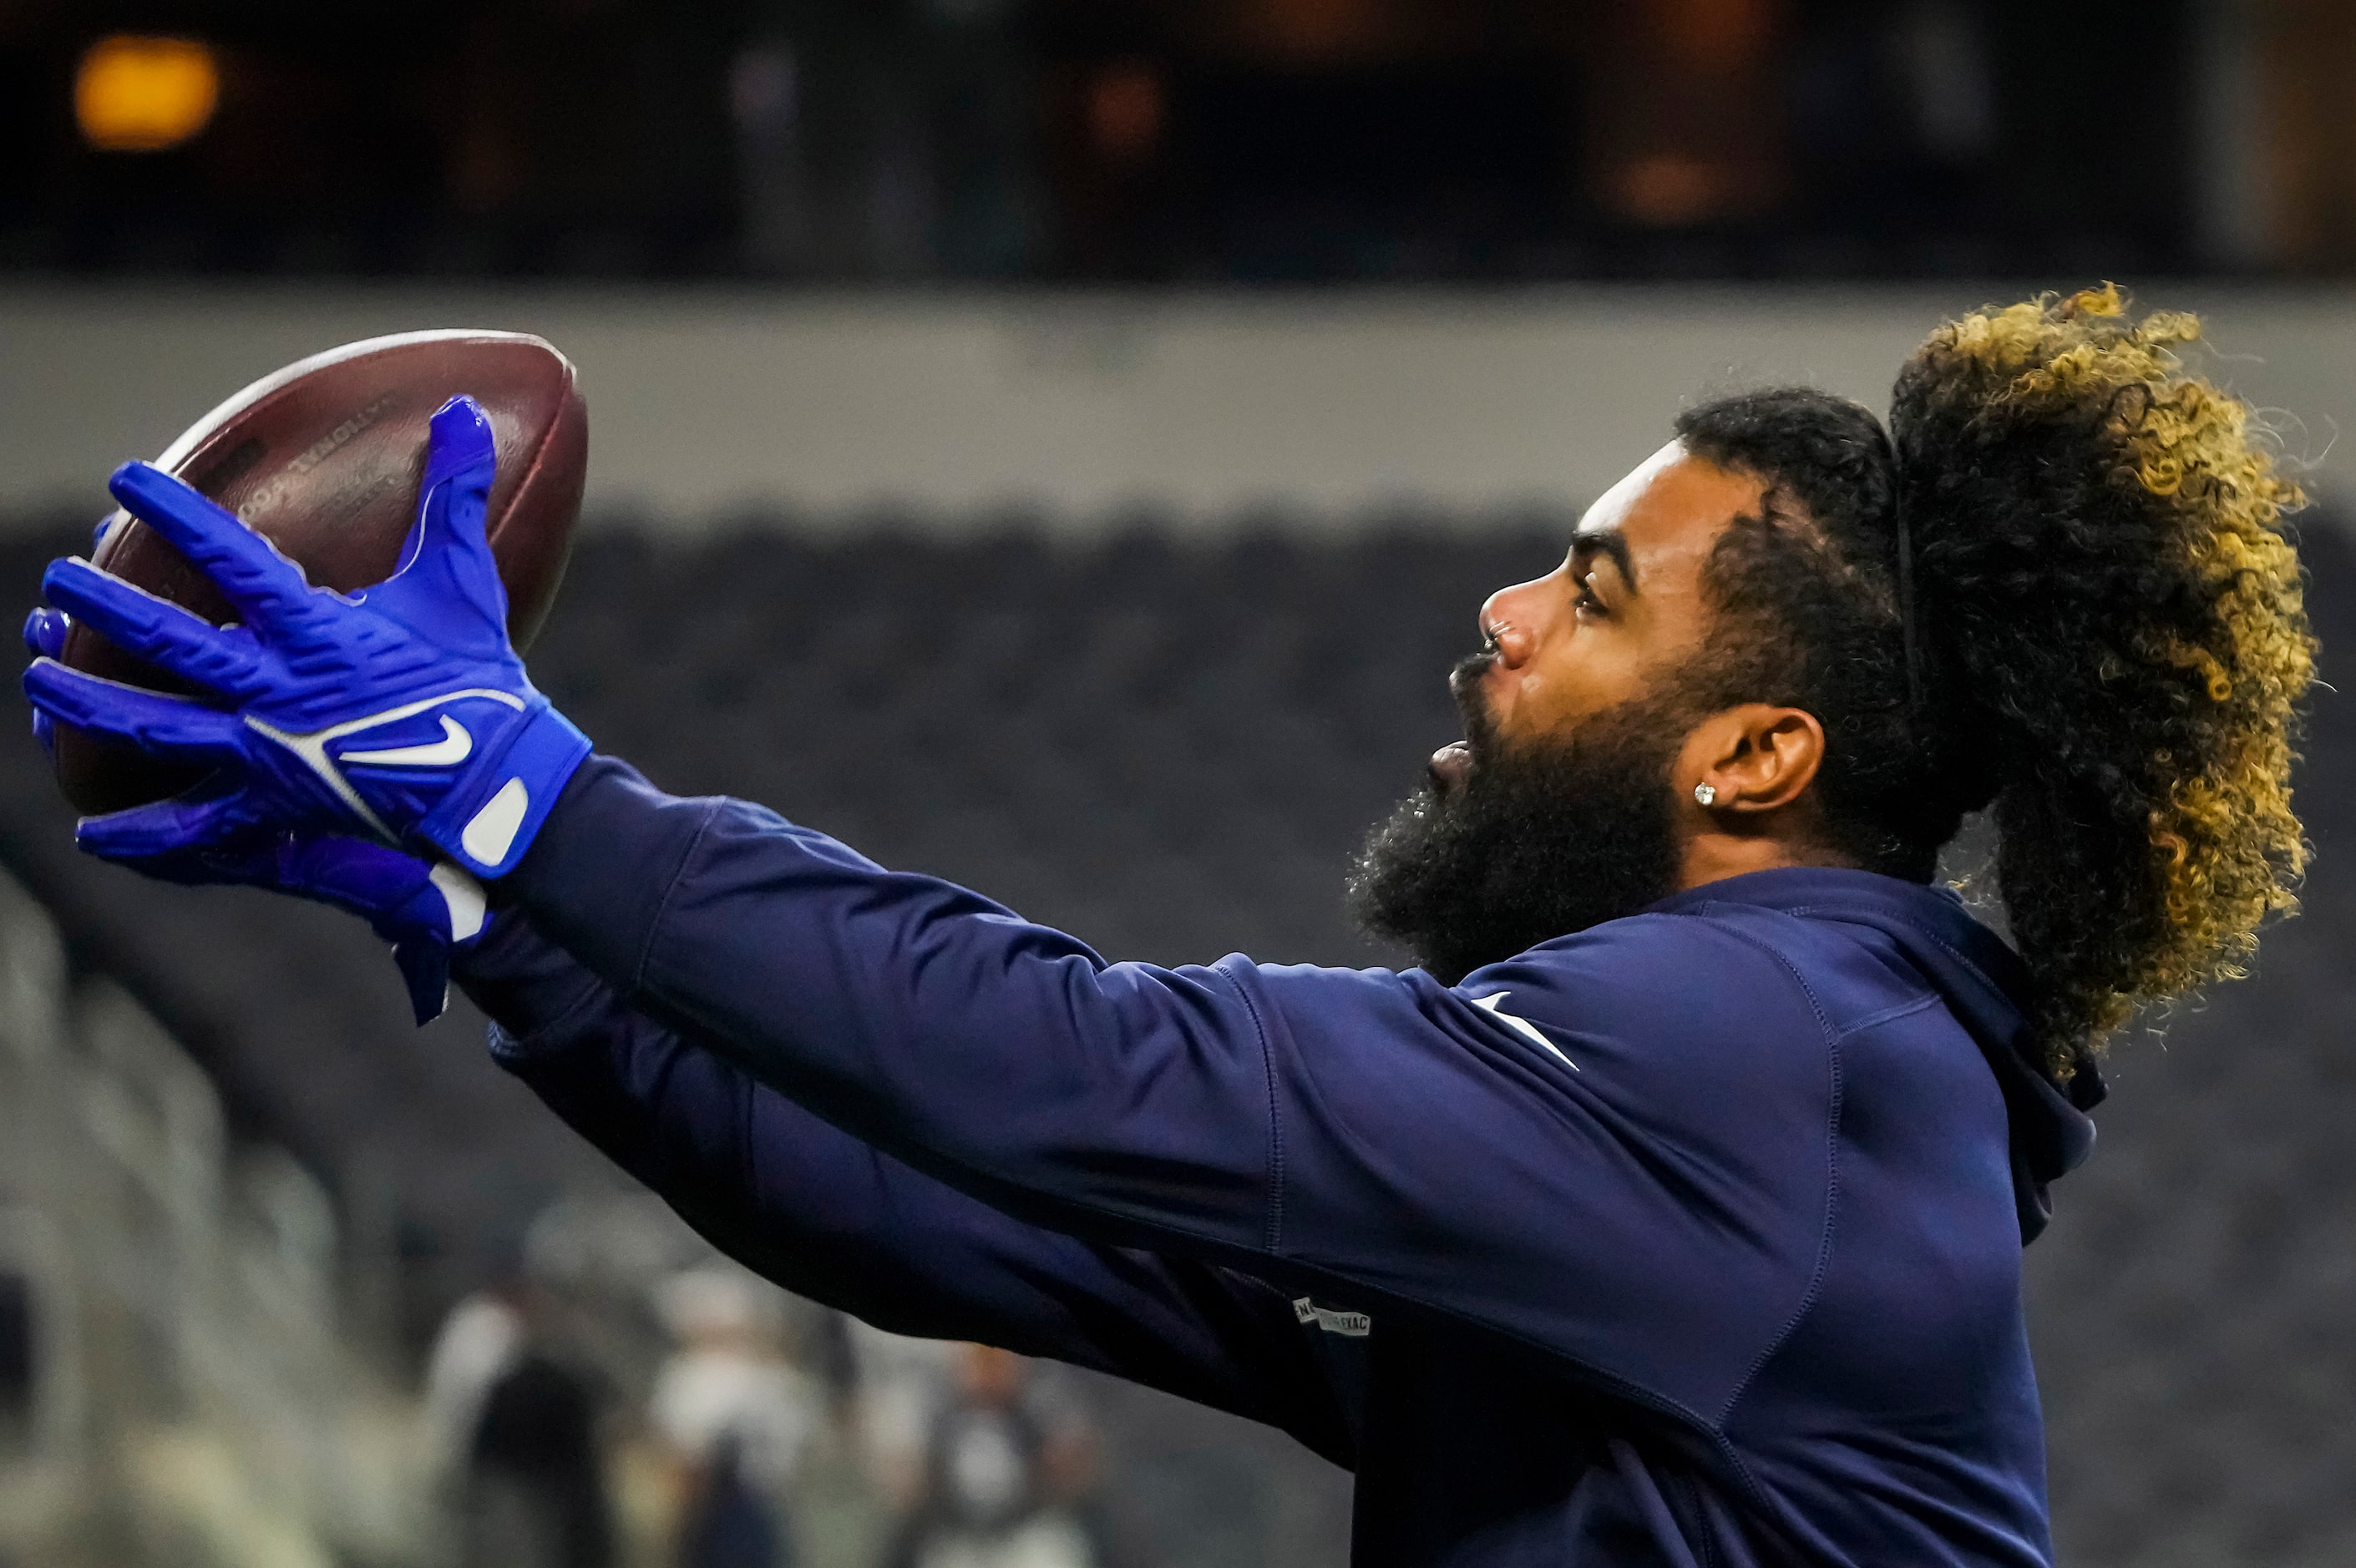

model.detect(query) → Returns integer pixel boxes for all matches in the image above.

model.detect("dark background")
[3,0,2324,283]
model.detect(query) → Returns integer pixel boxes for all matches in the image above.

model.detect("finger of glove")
[391,934,453,1026]
[279,834,433,918]
[23,604,68,659]
[23,658,243,759]
[422,397,496,533]
[27,609,79,759]
[42,558,261,693]
[393,398,508,623]
[76,791,271,877]
[106,463,317,633]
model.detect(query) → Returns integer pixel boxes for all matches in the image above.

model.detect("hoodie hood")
[1650,867,2104,1243]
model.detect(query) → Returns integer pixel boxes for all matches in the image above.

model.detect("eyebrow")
[1573,530,1639,595]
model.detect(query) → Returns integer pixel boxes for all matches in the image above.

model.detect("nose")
[1477,571,1557,670]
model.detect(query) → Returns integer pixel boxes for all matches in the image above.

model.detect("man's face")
[1348,443,1768,980]
[1437,441,1766,789]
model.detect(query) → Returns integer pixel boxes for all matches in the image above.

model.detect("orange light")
[76,36,220,153]
[1086,63,1165,164]
[1244,0,1391,64]
[1607,155,1735,227]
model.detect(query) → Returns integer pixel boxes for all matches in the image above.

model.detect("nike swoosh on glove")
[28,603,489,1024]
[23,396,590,878]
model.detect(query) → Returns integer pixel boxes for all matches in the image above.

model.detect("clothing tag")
[1293,1297,1371,1337]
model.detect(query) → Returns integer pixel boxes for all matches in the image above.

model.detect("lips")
[1429,740,1472,797]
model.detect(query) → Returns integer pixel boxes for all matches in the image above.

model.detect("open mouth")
[1429,739,1472,797]
[1432,650,1494,797]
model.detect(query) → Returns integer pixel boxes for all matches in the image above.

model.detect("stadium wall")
[5,284,2353,533]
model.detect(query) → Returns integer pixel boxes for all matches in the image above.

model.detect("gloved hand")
[23,396,590,879]
[25,604,487,1024]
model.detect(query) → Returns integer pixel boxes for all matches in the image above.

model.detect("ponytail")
[1890,286,2313,1063]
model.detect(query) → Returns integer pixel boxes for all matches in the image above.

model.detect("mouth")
[1429,740,1472,797]
[1432,650,1497,797]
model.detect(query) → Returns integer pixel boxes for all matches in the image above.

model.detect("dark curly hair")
[1674,286,2313,1070]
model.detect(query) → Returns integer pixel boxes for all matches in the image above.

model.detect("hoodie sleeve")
[503,756,1842,1418]
[453,908,1356,1464]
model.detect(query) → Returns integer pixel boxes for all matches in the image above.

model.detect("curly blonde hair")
[1891,286,2313,1059]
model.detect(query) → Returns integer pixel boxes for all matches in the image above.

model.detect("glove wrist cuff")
[413,702,592,878]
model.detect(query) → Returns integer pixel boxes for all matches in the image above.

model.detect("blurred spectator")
[652,1266,822,1568]
[850,1325,968,1510]
[426,1277,616,1568]
[883,1343,1111,1568]
[423,1282,527,1480]
[0,1268,32,1459]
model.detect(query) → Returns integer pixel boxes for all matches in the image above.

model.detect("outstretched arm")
[498,757,1837,1420]
[457,908,1358,1467]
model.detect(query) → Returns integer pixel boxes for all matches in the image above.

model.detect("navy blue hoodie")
[459,756,2101,1568]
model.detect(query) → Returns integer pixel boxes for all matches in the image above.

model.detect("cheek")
[1497,648,1625,738]
[1499,668,1562,727]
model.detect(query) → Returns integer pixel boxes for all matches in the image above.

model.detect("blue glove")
[24,605,486,1024]
[23,397,590,879]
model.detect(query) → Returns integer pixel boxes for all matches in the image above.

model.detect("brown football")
[53,329,588,814]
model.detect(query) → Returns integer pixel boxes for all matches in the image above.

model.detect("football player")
[24,288,2313,1567]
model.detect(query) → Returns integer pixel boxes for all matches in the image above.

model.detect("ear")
[1682,705,1827,818]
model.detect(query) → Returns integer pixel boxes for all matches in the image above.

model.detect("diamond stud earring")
[1693,782,1718,807]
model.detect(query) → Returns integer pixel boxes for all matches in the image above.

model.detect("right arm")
[455,911,1357,1468]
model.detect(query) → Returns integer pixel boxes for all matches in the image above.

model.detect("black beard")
[1346,681,1692,984]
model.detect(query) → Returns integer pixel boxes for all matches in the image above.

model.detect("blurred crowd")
[418,1208,1119,1568]
[21,0,2356,281]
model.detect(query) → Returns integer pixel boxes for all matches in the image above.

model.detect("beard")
[1346,669,1696,984]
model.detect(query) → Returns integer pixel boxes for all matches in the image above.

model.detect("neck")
[1675,829,1857,893]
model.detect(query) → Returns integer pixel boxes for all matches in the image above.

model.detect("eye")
[1573,573,1608,618]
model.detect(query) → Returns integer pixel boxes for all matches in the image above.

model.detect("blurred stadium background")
[6,2,2356,1565]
